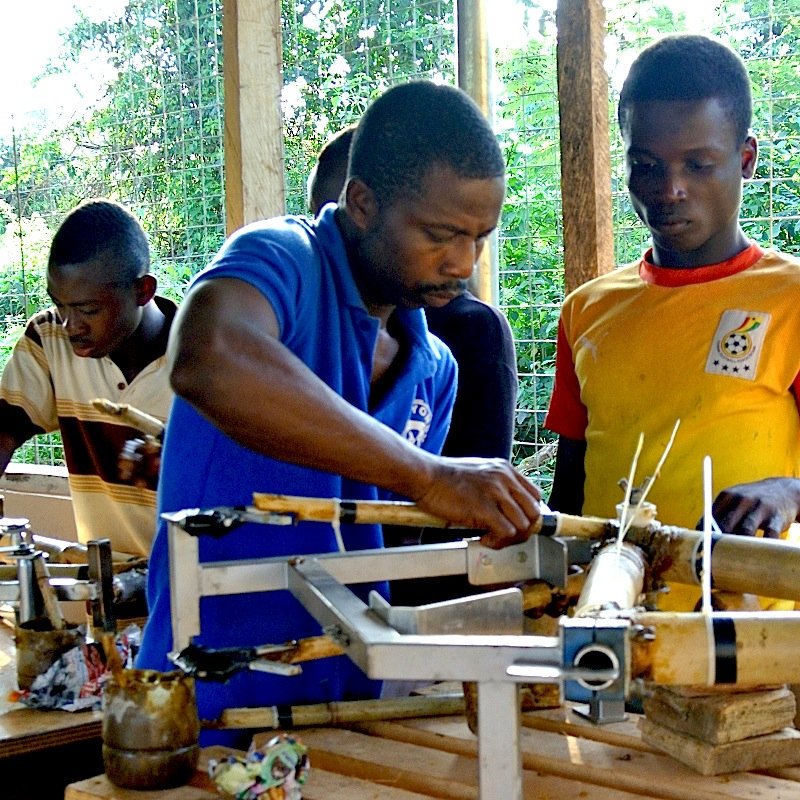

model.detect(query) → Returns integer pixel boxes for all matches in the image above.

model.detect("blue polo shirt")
[137,207,457,743]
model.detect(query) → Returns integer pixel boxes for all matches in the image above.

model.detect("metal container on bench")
[102,668,200,790]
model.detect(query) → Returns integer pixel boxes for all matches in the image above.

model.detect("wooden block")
[791,685,800,727]
[664,683,785,698]
[640,717,800,776]
[643,686,796,744]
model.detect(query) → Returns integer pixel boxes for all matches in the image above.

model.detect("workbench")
[63,704,800,799]
[0,621,102,760]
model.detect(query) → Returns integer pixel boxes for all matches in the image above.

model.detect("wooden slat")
[520,706,658,753]
[65,767,434,800]
[301,725,657,800]
[64,711,800,800]
[64,775,217,800]
[278,727,478,799]
[375,716,800,800]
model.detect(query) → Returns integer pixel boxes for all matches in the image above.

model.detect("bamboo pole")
[252,492,613,538]
[251,494,800,601]
[521,570,585,613]
[219,693,465,730]
[624,524,800,601]
[91,398,165,437]
[278,635,344,664]
[574,543,645,618]
[31,553,66,630]
[630,611,800,686]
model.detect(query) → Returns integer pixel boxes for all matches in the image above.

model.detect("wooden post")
[456,0,499,305]
[223,0,285,235]
[555,0,614,293]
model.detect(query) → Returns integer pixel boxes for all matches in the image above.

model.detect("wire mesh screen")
[493,5,562,486]
[0,0,226,466]
[280,0,457,215]
[2,0,799,480]
[607,0,800,267]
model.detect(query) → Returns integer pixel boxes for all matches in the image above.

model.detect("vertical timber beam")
[223,0,285,235]
[556,0,614,293]
[457,0,499,305]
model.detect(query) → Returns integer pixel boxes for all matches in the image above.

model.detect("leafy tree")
[280,0,456,214]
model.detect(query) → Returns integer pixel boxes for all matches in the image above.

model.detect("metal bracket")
[370,588,524,635]
[561,616,629,723]
[467,533,568,587]
[163,506,294,538]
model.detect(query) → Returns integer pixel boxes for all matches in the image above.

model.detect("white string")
[701,456,713,614]
[617,432,644,552]
[618,419,682,543]
[331,497,346,553]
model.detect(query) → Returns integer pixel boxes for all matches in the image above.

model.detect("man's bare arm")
[168,278,541,546]
[0,406,44,476]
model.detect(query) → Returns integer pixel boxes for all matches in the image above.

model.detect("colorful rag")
[208,733,310,799]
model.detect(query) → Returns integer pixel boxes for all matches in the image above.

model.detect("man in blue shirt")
[309,124,520,606]
[138,80,542,744]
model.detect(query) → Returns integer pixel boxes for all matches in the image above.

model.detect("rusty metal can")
[15,618,85,690]
[102,668,200,790]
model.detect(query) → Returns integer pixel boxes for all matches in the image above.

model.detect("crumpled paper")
[17,624,140,711]
[208,733,310,800]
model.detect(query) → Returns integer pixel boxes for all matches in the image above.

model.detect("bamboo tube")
[251,494,800,601]
[31,553,66,630]
[91,398,165,437]
[521,570,585,613]
[629,611,800,686]
[253,493,452,529]
[574,542,645,618]
[252,493,614,539]
[279,635,344,663]
[101,630,127,687]
[625,524,800,601]
[219,693,465,729]
[27,535,141,565]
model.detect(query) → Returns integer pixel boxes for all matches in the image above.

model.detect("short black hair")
[48,198,150,283]
[308,124,356,215]
[349,80,505,206]
[618,35,752,144]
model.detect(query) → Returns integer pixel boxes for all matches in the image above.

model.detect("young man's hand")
[706,477,800,537]
[118,435,162,490]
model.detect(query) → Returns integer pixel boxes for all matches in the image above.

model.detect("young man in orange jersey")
[545,35,800,610]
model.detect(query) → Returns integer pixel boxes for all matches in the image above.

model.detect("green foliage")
[280,0,456,214]
[0,201,52,334]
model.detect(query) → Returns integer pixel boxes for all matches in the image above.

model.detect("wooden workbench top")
[64,705,800,799]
